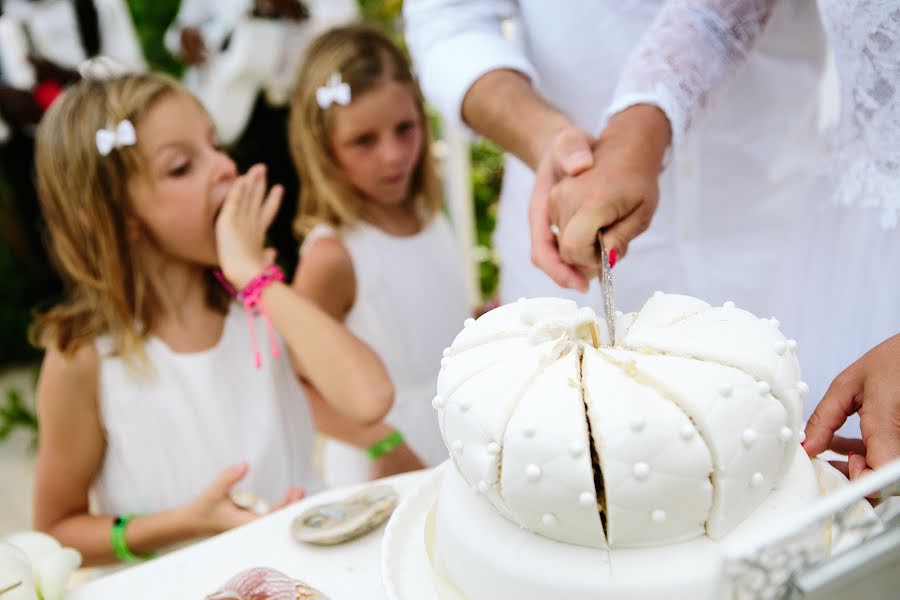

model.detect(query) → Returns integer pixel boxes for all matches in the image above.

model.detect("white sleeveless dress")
[301,215,471,486]
[92,303,324,516]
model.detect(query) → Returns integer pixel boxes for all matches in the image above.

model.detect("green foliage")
[470,140,504,300]
[126,0,185,77]
[357,0,404,32]
[0,387,38,450]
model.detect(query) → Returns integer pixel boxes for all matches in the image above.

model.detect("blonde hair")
[31,73,228,364]
[289,25,442,238]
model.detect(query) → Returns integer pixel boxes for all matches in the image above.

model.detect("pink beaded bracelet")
[215,265,285,368]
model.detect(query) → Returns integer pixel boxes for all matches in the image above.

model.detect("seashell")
[291,484,398,546]
[230,491,270,516]
[206,567,328,600]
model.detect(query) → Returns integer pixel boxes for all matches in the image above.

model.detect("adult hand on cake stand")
[804,333,900,481]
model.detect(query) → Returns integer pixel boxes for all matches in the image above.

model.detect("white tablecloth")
[66,470,429,600]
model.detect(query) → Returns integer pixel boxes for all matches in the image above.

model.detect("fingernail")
[608,247,618,269]
[800,441,806,447]
[566,150,591,165]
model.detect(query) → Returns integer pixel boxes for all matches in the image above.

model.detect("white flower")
[0,532,81,600]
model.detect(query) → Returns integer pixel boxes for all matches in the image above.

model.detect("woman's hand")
[804,334,900,479]
[215,164,283,289]
[530,105,671,291]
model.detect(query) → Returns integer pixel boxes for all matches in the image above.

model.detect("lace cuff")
[603,0,776,151]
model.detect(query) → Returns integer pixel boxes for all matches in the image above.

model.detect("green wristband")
[366,429,404,460]
[110,514,155,563]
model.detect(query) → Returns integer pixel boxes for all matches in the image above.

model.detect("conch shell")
[206,567,329,600]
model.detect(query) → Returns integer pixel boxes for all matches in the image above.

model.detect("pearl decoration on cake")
[718,383,733,398]
[432,395,445,409]
[742,428,758,447]
[757,381,771,395]
[579,492,595,508]
[541,513,557,527]
[723,301,735,309]
[797,381,809,398]
[633,462,651,480]
[779,427,793,443]
[787,339,798,351]
[630,415,646,432]
[526,464,542,482]
[568,440,585,458]
[750,472,765,488]
[680,425,696,441]
[523,425,536,438]
[651,509,667,524]
[773,341,786,355]
[799,430,807,443]
[770,318,780,327]
[451,440,463,453]
[464,318,476,328]
[487,442,500,455]
[476,480,490,493]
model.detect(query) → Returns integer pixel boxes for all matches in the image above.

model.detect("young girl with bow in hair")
[289,25,472,486]
[29,70,392,565]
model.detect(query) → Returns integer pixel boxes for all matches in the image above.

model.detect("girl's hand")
[183,463,258,537]
[270,487,305,512]
[215,164,283,289]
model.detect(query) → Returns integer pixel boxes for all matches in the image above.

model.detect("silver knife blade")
[595,233,617,347]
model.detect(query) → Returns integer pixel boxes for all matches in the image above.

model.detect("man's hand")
[804,333,900,479]
[530,104,671,290]
[180,27,208,65]
[528,126,595,291]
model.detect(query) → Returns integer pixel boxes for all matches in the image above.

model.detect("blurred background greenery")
[0,0,503,440]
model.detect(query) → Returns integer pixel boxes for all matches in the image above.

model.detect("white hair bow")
[96,120,136,156]
[316,73,351,109]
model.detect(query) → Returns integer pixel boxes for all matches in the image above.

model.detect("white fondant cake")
[423,293,818,599]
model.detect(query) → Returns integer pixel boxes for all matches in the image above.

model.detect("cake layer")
[434,447,820,600]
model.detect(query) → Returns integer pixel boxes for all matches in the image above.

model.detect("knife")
[595,233,617,347]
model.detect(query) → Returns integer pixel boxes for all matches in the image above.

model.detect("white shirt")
[165,0,358,143]
[404,0,827,319]
[0,0,145,89]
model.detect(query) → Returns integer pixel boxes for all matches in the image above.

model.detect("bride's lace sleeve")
[605,0,777,148]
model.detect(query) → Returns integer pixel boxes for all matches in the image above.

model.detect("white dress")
[606,0,900,432]
[92,304,324,516]
[404,0,826,319]
[301,215,471,486]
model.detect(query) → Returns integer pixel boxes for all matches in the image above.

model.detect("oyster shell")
[291,484,398,545]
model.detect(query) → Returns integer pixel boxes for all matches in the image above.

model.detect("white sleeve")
[603,0,776,149]
[403,0,536,128]
[164,0,252,58]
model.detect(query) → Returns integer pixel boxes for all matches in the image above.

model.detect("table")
[66,470,429,600]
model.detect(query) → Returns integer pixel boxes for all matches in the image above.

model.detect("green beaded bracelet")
[110,514,155,563]
[366,429,404,460]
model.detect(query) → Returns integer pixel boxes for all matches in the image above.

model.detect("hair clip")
[316,72,351,109]
[96,120,136,156]
[78,55,128,81]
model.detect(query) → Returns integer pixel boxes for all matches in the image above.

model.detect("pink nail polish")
[608,247,618,269]
[800,440,806,447]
